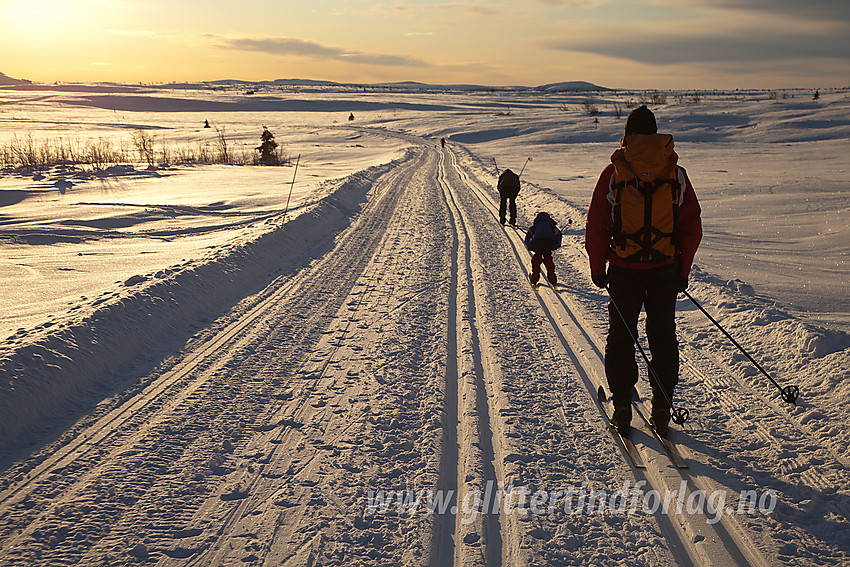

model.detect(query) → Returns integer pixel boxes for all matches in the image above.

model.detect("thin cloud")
[551,34,850,65]
[547,13,850,66]
[392,3,499,17]
[675,0,850,21]
[219,36,428,67]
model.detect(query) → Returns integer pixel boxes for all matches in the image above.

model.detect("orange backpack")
[609,134,684,263]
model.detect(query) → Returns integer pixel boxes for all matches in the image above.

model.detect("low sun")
[3,0,79,33]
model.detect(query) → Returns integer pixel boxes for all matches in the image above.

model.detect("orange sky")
[1,0,848,88]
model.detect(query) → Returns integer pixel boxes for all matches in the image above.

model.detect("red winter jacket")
[585,144,702,278]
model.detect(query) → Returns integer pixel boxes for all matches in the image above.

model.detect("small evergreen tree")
[256,126,279,165]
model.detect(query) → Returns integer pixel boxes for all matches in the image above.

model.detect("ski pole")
[518,156,532,177]
[683,290,800,404]
[607,288,689,425]
[493,157,499,177]
[282,153,301,219]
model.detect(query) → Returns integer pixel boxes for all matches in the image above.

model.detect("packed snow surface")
[0,82,848,566]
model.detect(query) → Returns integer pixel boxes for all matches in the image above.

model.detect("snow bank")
[0,154,407,457]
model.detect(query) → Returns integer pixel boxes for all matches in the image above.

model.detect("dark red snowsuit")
[525,212,561,285]
[585,135,702,422]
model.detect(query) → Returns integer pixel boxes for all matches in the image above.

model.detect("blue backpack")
[525,213,562,250]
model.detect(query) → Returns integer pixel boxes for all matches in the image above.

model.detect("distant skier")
[585,105,702,436]
[440,137,446,148]
[497,168,521,226]
[525,212,562,287]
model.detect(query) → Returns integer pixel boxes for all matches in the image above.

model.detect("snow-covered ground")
[0,83,848,566]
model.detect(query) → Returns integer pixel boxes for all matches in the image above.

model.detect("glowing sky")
[1,0,848,88]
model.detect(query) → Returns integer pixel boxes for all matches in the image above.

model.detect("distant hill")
[316,79,609,92]
[170,78,609,92]
[3,73,608,92]
[535,81,609,92]
[0,72,31,86]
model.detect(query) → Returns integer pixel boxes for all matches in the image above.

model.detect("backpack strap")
[611,181,627,249]
[612,173,682,263]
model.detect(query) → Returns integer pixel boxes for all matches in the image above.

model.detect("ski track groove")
[0,148,448,566]
[2,126,847,566]
[0,276,307,558]
[445,145,660,565]
[438,147,504,567]
[452,146,775,567]
[175,147,446,567]
[551,244,850,565]
[543,203,850,563]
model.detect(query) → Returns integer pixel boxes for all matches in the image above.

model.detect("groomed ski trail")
[0,132,820,566]
[0,147,454,566]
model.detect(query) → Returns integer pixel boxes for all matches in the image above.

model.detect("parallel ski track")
[446,144,770,567]
[0,152,426,565]
[431,146,460,566]
[183,148,438,567]
[437,147,504,567]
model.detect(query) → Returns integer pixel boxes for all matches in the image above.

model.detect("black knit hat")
[625,105,657,135]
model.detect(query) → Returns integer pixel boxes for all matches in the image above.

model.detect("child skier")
[524,212,562,287]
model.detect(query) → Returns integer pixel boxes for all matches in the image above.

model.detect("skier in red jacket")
[585,105,702,436]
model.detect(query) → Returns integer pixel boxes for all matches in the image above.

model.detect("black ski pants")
[605,264,680,414]
[499,191,517,224]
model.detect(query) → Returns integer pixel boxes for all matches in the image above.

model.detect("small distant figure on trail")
[585,104,702,437]
[524,212,562,287]
[497,168,521,226]
[813,90,820,101]
[203,119,211,128]
[440,137,446,148]
[349,112,355,121]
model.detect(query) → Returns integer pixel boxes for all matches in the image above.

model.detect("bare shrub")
[213,126,230,163]
[175,144,197,164]
[642,91,668,105]
[132,130,156,166]
[158,145,172,166]
[10,134,40,169]
[582,97,601,116]
[84,139,115,170]
[612,102,624,119]
[1,128,281,171]
[197,142,214,164]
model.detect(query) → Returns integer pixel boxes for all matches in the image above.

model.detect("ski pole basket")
[683,290,800,405]
[671,407,689,425]
[780,385,800,404]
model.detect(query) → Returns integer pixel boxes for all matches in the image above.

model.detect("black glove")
[592,273,608,289]
[675,276,688,293]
